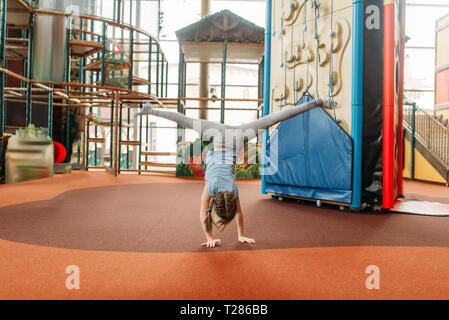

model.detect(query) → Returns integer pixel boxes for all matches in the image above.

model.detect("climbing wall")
[269,0,353,132]
[265,0,354,205]
[265,0,406,209]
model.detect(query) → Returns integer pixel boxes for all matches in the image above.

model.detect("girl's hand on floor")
[238,236,256,244]
[202,238,221,248]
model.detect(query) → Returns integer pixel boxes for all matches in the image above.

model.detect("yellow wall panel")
[436,26,449,68]
[436,109,449,122]
[403,139,446,184]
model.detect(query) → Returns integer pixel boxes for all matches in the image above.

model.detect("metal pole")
[101,22,107,86]
[95,32,101,165]
[135,0,141,29]
[0,0,6,141]
[64,19,71,80]
[130,0,133,25]
[82,117,86,168]
[65,106,71,163]
[138,106,142,174]
[119,22,124,83]
[124,27,132,169]
[86,21,94,168]
[156,45,160,96]
[161,55,164,97]
[47,85,54,138]
[145,114,148,168]
[110,100,114,168]
[350,0,364,209]
[116,0,123,23]
[157,0,161,40]
[113,0,117,22]
[64,23,71,162]
[165,61,168,98]
[183,57,187,105]
[220,42,227,124]
[148,38,152,94]
[21,28,26,88]
[77,137,81,164]
[79,19,85,86]
[128,29,134,90]
[258,58,264,120]
[86,119,90,168]
[0,0,6,182]
[94,128,98,166]
[118,102,122,173]
[256,58,264,146]
[199,0,210,120]
[127,107,130,168]
[64,25,71,86]
[26,13,35,126]
[177,45,183,142]
[182,54,187,141]
[79,21,85,164]
[411,103,416,180]
[261,0,272,195]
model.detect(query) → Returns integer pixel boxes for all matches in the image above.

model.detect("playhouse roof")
[176,10,264,64]
[176,10,264,44]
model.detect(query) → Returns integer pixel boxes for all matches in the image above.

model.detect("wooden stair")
[70,40,103,58]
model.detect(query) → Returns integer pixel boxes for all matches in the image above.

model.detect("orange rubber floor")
[0,172,448,300]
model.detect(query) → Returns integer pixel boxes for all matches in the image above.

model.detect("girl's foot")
[138,103,154,115]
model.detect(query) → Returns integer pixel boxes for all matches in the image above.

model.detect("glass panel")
[30,0,160,38]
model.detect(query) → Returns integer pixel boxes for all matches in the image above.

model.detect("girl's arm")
[235,197,256,244]
[200,184,221,248]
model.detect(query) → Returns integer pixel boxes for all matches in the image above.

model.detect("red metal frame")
[383,0,405,208]
[397,0,405,197]
[383,1,395,209]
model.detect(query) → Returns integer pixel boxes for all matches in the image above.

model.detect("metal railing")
[403,101,449,167]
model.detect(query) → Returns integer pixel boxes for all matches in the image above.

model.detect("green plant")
[235,163,261,179]
[176,162,194,177]
[120,154,133,169]
[87,151,102,167]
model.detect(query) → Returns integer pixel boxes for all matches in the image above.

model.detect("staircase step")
[140,151,176,156]
[121,141,140,146]
[140,161,176,168]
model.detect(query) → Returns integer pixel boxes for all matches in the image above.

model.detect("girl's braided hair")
[205,191,237,233]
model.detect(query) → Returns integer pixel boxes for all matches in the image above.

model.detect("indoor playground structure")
[0,0,170,180]
[1,0,449,301]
